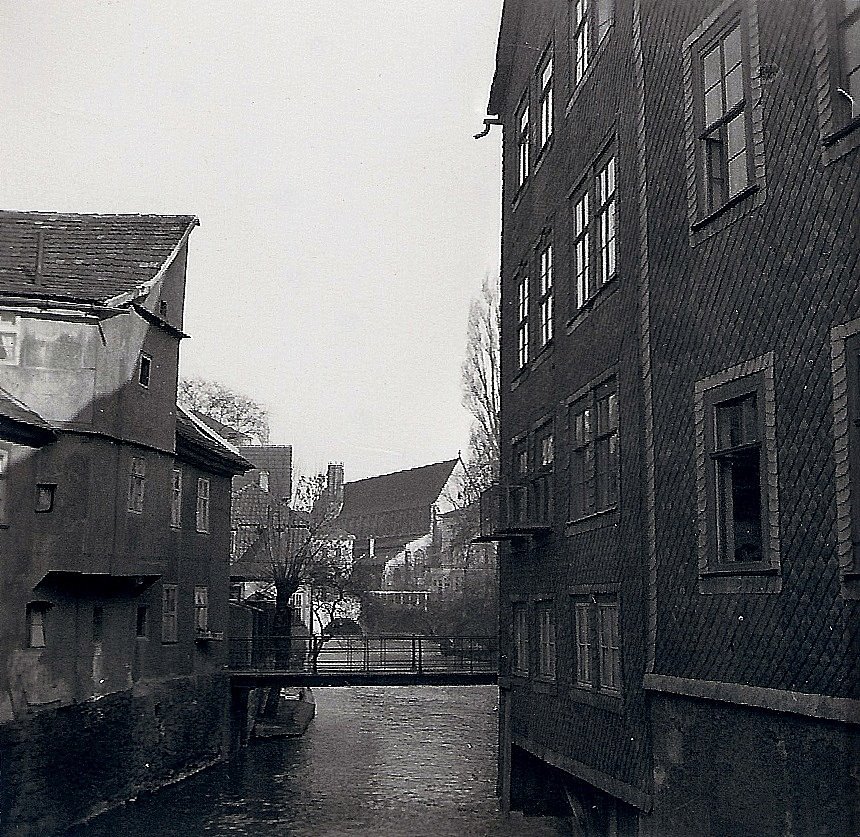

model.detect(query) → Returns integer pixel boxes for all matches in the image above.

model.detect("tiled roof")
[339,459,458,519]
[192,411,253,446]
[0,211,198,304]
[176,407,251,473]
[234,445,293,501]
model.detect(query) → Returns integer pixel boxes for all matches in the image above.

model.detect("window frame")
[161,584,178,643]
[831,318,860,598]
[196,477,211,533]
[26,602,49,648]
[35,483,56,513]
[694,354,781,593]
[0,312,20,366]
[683,0,765,238]
[569,146,618,316]
[0,447,9,525]
[569,0,614,94]
[571,592,622,695]
[537,46,554,156]
[128,457,146,514]
[136,604,149,639]
[511,601,530,676]
[170,468,183,529]
[568,378,619,522]
[138,352,152,389]
[814,0,860,160]
[194,586,209,634]
[536,599,557,681]
[516,268,530,370]
[538,237,554,348]
[516,92,531,191]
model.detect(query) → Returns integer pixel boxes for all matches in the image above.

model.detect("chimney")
[34,229,45,285]
[326,462,344,514]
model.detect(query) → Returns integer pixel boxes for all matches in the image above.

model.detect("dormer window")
[138,353,152,388]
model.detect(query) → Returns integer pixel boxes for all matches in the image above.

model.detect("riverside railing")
[228,634,498,676]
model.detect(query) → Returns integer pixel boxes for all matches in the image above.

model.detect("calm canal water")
[68,685,566,837]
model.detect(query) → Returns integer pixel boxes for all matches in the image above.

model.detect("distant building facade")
[0,212,249,836]
[485,2,859,835]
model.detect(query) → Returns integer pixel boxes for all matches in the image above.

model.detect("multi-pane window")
[128,457,145,513]
[698,22,750,212]
[573,595,622,693]
[713,393,762,563]
[597,602,622,692]
[570,0,614,88]
[138,353,152,388]
[533,424,554,525]
[194,587,209,633]
[538,241,554,347]
[571,151,617,312]
[596,157,616,287]
[538,50,553,152]
[573,193,589,310]
[0,448,8,525]
[0,313,19,365]
[573,601,592,686]
[170,469,182,528]
[517,97,530,188]
[196,478,210,533]
[512,603,529,674]
[162,585,178,643]
[517,272,530,369]
[26,602,47,648]
[570,381,618,520]
[536,600,556,680]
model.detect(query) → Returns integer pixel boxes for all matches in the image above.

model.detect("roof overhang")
[35,571,161,595]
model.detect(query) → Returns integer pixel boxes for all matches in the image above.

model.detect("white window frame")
[196,478,210,533]
[597,601,622,692]
[26,602,47,648]
[194,586,209,633]
[0,313,19,366]
[0,448,8,525]
[570,0,614,90]
[538,49,554,152]
[516,95,530,189]
[538,240,554,348]
[128,457,145,514]
[574,601,592,686]
[517,271,530,369]
[170,468,182,528]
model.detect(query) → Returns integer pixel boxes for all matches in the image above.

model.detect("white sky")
[0,1,503,481]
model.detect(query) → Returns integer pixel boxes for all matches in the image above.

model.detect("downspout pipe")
[474,117,503,139]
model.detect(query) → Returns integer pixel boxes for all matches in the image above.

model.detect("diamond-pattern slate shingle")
[0,211,198,304]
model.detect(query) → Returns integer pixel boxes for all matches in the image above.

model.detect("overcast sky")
[0,1,502,481]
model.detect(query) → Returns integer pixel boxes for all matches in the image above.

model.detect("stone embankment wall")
[0,673,228,837]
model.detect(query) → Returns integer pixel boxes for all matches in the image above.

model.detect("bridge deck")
[228,635,498,688]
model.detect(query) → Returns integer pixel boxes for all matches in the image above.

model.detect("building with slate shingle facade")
[0,212,250,836]
[483,2,859,834]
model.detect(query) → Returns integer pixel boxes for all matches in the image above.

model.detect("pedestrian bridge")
[228,634,498,687]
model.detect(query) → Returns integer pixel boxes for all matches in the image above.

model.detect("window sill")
[566,506,618,536]
[534,138,554,175]
[512,180,529,211]
[195,631,224,643]
[822,116,860,164]
[690,184,759,231]
[568,684,623,713]
[532,678,557,694]
[567,277,619,334]
[699,565,781,594]
[565,27,614,117]
[700,564,778,578]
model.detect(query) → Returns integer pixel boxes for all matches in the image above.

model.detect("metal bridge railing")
[228,634,498,676]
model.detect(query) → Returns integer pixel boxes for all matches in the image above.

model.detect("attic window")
[0,314,19,365]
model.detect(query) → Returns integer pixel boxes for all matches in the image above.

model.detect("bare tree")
[460,274,500,503]
[178,377,270,444]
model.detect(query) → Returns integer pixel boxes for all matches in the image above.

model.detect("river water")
[68,685,566,837]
